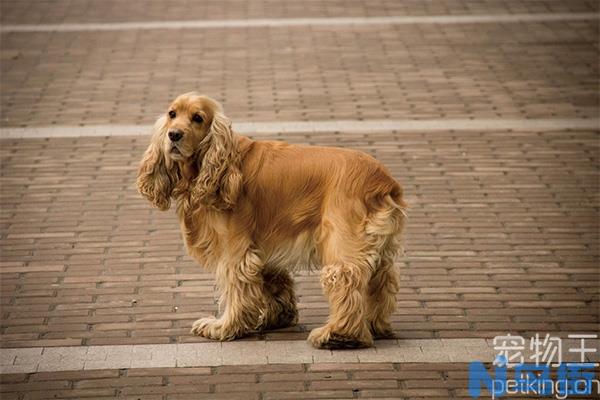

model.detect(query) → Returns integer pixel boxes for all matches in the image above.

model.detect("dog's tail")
[366,193,406,236]
[364,181,407,269]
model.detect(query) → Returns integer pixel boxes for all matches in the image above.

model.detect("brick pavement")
[0,363,494,399]
[1,19,598,127]
[1,129,598,348]
[2,363,599,399]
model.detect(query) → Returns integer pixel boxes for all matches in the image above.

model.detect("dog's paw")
[191,317,237,341]
[264,304,298,331]
[370,321,395,339]
[308,326,373,349]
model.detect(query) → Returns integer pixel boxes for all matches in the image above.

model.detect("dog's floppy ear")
[137,116,179,210]
[192,109,242,210]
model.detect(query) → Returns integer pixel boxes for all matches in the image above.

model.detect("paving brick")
[261,371,347,382]
[308,363,394,372]
[221,364,305,374]
[263,391,353,400]
[22,388,117,399]
[30,370,119,381]
[119,384,211,396]
[0,374,29,383]
[266,340,317,364]
[170,372,256,385]
[0,380,71,392]
[311,378,399,391]
[221,341,267,365]
[75,376,163,388]
[126,367,211,377]
[168,394,258,400]
[215,381,306,393]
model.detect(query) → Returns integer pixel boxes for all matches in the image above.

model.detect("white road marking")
[2,337,596,373]
[1,13,598,33]
[0,339,491,373]
[1,118,598,139]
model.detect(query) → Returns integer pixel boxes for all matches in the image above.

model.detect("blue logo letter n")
[468,357,507,398]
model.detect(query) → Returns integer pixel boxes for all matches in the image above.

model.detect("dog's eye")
[192,114,203,123]
[168,110,176,119]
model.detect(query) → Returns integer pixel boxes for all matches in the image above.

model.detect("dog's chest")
[178,207,228,267]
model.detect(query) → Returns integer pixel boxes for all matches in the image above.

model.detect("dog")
[136,92,407,348]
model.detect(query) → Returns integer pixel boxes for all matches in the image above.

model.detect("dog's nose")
[168,129,183,142]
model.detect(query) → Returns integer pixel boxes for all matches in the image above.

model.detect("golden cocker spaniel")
[137,93,407,348]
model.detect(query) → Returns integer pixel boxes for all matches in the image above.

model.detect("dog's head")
[136,93,242,211]
[161,93,218,162]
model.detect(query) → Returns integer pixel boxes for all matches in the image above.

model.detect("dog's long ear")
[192,110,242,210]
[137,116,178,210]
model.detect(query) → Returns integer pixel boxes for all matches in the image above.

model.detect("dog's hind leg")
[308,209,374,349]
[308,261,373,349]
[364,196,405,338]
[366,258,399,338]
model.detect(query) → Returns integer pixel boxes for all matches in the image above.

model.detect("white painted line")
[2,337,597,373]
[0,338,491,373]
[1,118,598,139]
[1,13,598,33]
[0,124,149,138]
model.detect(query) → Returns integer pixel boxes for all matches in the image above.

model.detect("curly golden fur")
[137,93,407,348]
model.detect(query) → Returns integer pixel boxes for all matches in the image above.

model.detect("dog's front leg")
[191,250,267,340]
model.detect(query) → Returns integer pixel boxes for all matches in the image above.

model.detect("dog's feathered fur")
[137,93,407,348]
